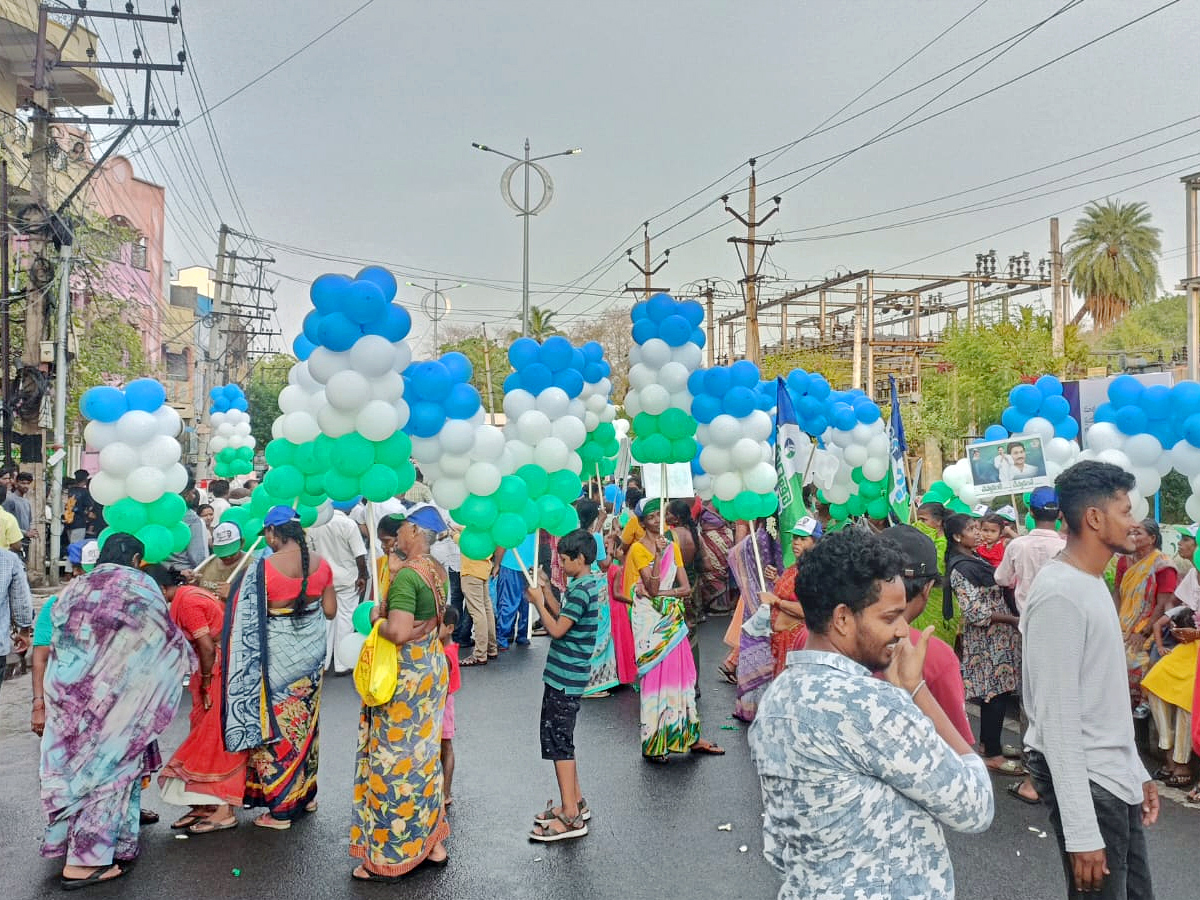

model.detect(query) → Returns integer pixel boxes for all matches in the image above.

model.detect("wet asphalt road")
[1,619,1196,900]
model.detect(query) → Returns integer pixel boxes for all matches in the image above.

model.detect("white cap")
[80,540,100,567]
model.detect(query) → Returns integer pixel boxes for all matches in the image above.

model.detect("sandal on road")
[352,865,404,884]
[1006,782,1041,805]
[534,798,591,824]
[987,758,1027,776]
[253,813,291,830]
[690,740,725,756]
[61,864,126,892]
[717,663,737,684]
[1001,744,1023,760]
[170,810,211,830]
[1185,786,1200,804]
[1162,772,1192,788]
[459,657,487,667]
[188,816,238,835]
[529,813,588,843]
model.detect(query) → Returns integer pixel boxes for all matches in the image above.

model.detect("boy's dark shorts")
[539,683,581,761]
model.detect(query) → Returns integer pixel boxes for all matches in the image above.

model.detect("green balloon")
[641,433,671,462]
[97,526,116,549]
[847,494,866,516]
[292,441,321,475]
[670,436,697,462]
[219,505,248,527]
[455,494,499,530]
[264,439,295,469]
[490,512,528,549]
[170,521,192,553]
[298,505,318,528]
[859,479,884,500]
[106,498,148,534]
[516,464,549,498]
[325,469,361,502]
[303,473,325,496]
[459,527,495,562]
[658,408,691,440]
[536,494,566,525]
[630,436,646,460]
[546,470,582,502]
[333,433,375,477]
[299,491,327,509]
[360,464,400,502]
[520,499,540,533]
[495,475,529,511]
[946,497,971,515]
[137,523,174,564]
[866,497,890,519]
[313,434,336,470]
[148,493,186,526]
[250,486,274,515]
[242,517,264,545]
[239,446,255,461]
[633,412,659,436]
[548,504,580,537]
[352,601,374,636]
[264,465,304,501]
[829,502,850,520]
[373,431,413,468]
[594,422,616,442]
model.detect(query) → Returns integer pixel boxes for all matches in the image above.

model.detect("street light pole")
[408,280,466,353]
[472,139,581,338]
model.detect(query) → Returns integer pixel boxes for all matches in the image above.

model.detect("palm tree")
[1066,199,1161,329]
[510,305,563,341]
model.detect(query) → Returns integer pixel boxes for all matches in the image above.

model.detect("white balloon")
[313,500,334,528]
[850,423,874,446]
[517,410,553,445]
[348,334,397,378]
[1045,437,1076,465]
[730,438,762,471]
[464,462,501,496]
[307,347,350,383]
[583,411,600,432]
[355,401,399,442]
[503,389,536,421]
[334,632,366,671]
[640,338,671,369]
[98,442,140,478]
[392,341,413,373]
[84,420,119,450]
[552,416,586,450]
[829,428,855,449]
[505,441,533,470]
[1134,468,1161,498]
[440,453,472,478]
[1086,422,1124,453]
[140,434,182,469]
[281,411,319,444]
[410,435,440,462]
[692,473,713,499]
[535,387,570,419]
[1123,433,1163,468]
[533,437,570,471]
[431,478,468,510]
[116,410,158,446]
[658,362,689,393]
[867,433,890,459]
[565,451,583,476]
[88,471,127,506]
[699,445,731,475]
[277,384,305,416]
[1186,494,1200,522]
[613,418,631,439]
[842,443,869,467]
[743,410,772,443]
[163,463,189,495]
[943,463,968,491]
[317,404,357,437]
[623,392,642,418]
[862,456,888,482]
[325,370,370,412]
[369,370,405,404]
[640,384,670,416]
[712,471,741,502]
[126,466,166,503]
[271,418,284,440]
[1021,417,1054,443]
[1173,440,1200,477]
[823,483,851,504]
[1130,491,1149,521]
[745,462,777,494]
[210,412,229,428]
[440,418,476,456]
[472,425,506,462]
[392,398,410,429]
[1096,448,1133,472]
[708,414,741,449]
[668,391,692,411]
[291,361,320,393]
[671,343,702,370]
[235,422,252,436]
[217,423,235,437]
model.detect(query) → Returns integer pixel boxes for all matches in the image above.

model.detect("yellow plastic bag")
[354,620,398,707]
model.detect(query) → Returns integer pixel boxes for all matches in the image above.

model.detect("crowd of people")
[4,455,1198,897]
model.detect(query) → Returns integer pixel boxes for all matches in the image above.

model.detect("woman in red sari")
[763,517,822,677]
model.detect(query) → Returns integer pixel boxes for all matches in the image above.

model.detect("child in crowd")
[525,529,601,843]
[976,513,1009,568]
[439,606,461,807]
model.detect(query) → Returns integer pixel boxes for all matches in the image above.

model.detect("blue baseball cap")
[264,505,300,527]
[404,503,447,533]
[1029,486,1059,512]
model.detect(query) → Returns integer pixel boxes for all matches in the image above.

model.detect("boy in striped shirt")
[525,528,601,843]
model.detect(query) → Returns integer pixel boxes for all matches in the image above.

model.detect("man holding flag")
[887,375,912,525]
[775,378,812,566]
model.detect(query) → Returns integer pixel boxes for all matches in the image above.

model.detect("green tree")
[566,306,633,403]
[511,305,562,342]
[68,299,149,434]
[1090,293,1185,364]
[437,334,507,417]
[762,348,853,389]
[1066,199,1161,329]
[245,354,294,449]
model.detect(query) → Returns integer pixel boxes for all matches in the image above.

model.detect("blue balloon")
[787,370,810,395]
[222,384,240,399]
[407,401,445,439]
[1141,384,1171,419]
[355,266,398,302]
[1108,374,1143,409]
[632,318,658,344]
[679,300,705,328]
[209,387,223,400]
[569,349,586,373]
[318,312,362,352]
[583,362,605,383]
[508,337,540,370]
[125,378,166,412]
[1184,414,1200,448]
[756,391,774,412]
[302,311,322,344]
[1040,395,1071,423]
[554,369,584,398]
[690,327,706,347]
[598,360,611,378]
[854,400,881,425]
[503,373,521,394]
[659,315,691,347]
[232,398,249,412]
[310,273,351,313]
[646,292,675,323]
[807,375,831,401]
[342,281,387,326]
[1010,383,1042,415]
[413,361,452,402]
[690,453,705,476]
[692,394,721,424]
[1035,374,1063,397]
[440,351,473,384]
[798,396,823,420]
[724,386,756,418]
[687,370,707,396]
[729,359,759,389]
[805,415,829,438]
[292,334,315,360]
[705,367,731,396]
[630,300,649,322]
[363,303,411,342]
[984,424,1009,442]
[1001,406,1029,434]
[1093,402,1117,424]
[80,385,127,423]
[1053,418,1080,441]
[539,336,574,372]
[831,403,857,432]
[521,363,553,395]
[582,341,604,362]
[1172,381,1200,415]
[444,383,481,419]
[1114,405,1147,435]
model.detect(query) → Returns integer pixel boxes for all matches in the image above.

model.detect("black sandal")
[1006,782,1040,805]
[643,753,670,765]
[352,866,404,884]
[459,657,487,667]
[61,864,126,892]
[716,663,736,684]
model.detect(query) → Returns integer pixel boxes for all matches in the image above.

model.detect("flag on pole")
[887,374,911,523]
[775,377,810,565]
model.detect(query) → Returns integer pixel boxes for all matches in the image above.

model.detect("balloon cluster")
[690,361,777,520]
[406,351,499,511]
[263,268,415,508]
[626,294,705,464]
[502,336,588,476]
[999,375,1079,442]
[576,341,620,478]
[782,369,835,437]
[80,378,190,563]
[208,385,255,478]
[816,391,892,522]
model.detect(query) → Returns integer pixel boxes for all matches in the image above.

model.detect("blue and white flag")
[887,375,911,523]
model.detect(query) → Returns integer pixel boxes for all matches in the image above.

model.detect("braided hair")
[272,519,313,613]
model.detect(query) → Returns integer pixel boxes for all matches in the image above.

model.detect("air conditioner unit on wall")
[40,335,78,363]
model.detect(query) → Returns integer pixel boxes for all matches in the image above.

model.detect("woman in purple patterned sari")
[39,533,192,890]
[729,522,782,722]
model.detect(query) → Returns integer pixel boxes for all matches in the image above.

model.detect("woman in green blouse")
[350,504,451,882]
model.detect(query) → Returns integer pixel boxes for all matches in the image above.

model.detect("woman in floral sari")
[727,521,782,722]
[624,499,723,762]
[1116,518,1178,708]
[696,501,735,616]
[351,503,450,882]
[222,507,335,829]
[40,533,192,890]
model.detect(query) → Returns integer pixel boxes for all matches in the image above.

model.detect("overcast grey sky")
[109,0,1200,356]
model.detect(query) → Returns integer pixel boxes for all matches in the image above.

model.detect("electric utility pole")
[622,222,670,299]
[723,159,780,367]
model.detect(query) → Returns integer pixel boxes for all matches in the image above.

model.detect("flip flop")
[643,753,670,765]
[138,809,160,825]
[253,814,291,830]
[1002,744,1023,760]
[690,742,726,756]
[61,864,126,892]
[188,817,238,834]
[716,664,737,684]
[352,866,404,884]
[170,812,209,830]
[1162,773,1192,788]
[1006,782,1041,805]
[459,658,487,667]
[987,759,1027,776]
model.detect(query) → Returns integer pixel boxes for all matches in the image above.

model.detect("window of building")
[165,349,189,380]
[131,234,148,269]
